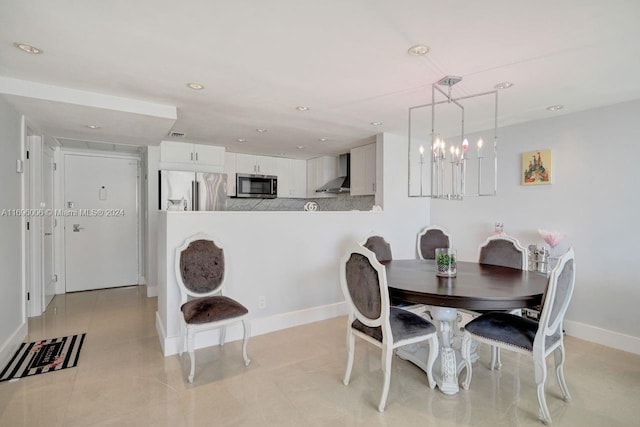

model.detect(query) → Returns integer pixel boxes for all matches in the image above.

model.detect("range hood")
[316,153,350,194]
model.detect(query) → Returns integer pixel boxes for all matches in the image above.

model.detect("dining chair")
[175,233,251,383]
[461,248,575,425]
[476,234,529,369]
[340,242,439,412]
[417,225,451,260]
[359,234,393,262]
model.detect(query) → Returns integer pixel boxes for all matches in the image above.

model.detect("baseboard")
[564,320,640,355]
[146,285,158,298]
[157,301,348,357]
[0,321,28,370]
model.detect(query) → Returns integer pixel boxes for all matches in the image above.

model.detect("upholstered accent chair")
[478,234,528,270]
[417,225,451,260]
[461,248,575,425]
[340,243,439,412]
[175,234,251,383]
[476,234,529,369]
[360,234,393,263]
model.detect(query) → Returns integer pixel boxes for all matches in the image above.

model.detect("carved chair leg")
[460,333,473,390]
[378,346,393,412]
[343,332,355,386]
[220,325,227,346]
[187,327,196,383]
[242,319,251,366]
[534,358,551,424]
[554,344,571,401]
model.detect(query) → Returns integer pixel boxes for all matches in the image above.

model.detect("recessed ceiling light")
[236,138,246,143]
[546,105,564,111]
[14,42,42,54]
[494,81,514,90]
[186,82,205,90]
[86,124,101,129]
[296,145,305,149]
[296,106,310,111]
[370,121,383,126]
[407,44,430,56]
[256,128,267,133]
[318,138,328,142]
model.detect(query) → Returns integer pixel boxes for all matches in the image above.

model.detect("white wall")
[0,96,27,365]
[156,133,430,355]
[431,100,640,354]
[145,145,160,296]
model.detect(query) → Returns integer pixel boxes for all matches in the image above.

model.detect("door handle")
[72,224,84,232]
[44,232,52,236]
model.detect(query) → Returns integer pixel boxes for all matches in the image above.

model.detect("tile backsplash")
[226,195,375,211]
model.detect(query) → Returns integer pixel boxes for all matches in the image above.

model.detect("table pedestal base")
[397,306,477,395]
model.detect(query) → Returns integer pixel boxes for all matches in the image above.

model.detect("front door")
[64,154,139,292]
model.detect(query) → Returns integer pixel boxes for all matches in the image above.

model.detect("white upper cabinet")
[160,141,225,172]
[276,157,307,198]
[306,156,337,198]
[235,154,276,175]
[350,143,376,196]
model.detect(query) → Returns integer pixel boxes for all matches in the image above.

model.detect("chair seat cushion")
[181,296,248,324]
[352,307,436,343]
[465,312,538,351]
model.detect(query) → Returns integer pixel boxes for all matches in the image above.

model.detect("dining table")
[383,259,548,395]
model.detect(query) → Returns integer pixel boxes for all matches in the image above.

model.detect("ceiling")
[1,0,639,159]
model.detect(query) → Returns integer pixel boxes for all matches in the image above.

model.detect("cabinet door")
[160,141,194,164]
[255,156,276,175]
[224,152,237,196]
[236,154,258,173]
[350,143,376,196]
[307,156,336,198]
[194,144,225,167]
[275,158,292,197]
[291,159,307,198]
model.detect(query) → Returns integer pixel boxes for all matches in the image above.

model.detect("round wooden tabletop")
[384,259,548,311]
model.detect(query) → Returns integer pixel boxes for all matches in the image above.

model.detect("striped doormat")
[0,333,86,382]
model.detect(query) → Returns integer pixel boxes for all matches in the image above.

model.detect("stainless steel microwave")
[235,173,277,198]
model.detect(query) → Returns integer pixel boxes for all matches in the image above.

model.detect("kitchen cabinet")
[276,158,307,198]
[160,141,225,172]
[307,156,337,198]
[235,153,276,175]
[224,152,237,196]
[350,143,376,196]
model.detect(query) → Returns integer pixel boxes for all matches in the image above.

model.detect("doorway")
[63,153,140,292]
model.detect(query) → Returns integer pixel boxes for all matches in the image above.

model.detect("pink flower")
[538,228,566,248]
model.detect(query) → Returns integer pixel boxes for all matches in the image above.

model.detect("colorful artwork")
[522,150,552,185]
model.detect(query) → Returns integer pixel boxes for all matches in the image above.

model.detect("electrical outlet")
[258,296,266,309]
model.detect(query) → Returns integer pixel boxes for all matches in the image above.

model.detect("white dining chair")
[417,225,452,260]
[340,242,438,412]
[461,248,575,425]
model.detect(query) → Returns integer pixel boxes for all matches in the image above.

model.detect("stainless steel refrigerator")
[159,170,227,211]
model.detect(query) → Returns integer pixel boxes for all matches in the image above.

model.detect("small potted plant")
[436,248,457,277]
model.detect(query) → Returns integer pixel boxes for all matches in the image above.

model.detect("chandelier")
[408,75,498,200]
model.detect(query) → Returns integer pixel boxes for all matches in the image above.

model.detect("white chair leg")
[343,332,355,386]
[378,346,393,412]
[220,325,227,346]
[425,335,439,389]
[460,333,473,390]
[187,327,196,383]
[242,319,251,366]
[490,346,502,370]
[534,358,551,424]
[554,344,571,401]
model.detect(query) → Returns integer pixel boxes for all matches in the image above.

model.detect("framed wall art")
[522,149,552,185]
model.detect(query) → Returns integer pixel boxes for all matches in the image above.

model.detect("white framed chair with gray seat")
[417,225,452,260]
[175,233,251,383]
[475,234,529,369]
[340,242,438,412]
[461,247,576,425]
[359,233,393,263]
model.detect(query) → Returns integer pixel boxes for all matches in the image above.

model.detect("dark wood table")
[383,259,548,394]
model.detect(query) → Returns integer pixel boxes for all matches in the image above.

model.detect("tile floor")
[0,286,638,426]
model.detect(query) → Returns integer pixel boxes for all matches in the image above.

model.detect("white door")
[42,147,56,308]
[64,154,139,292]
